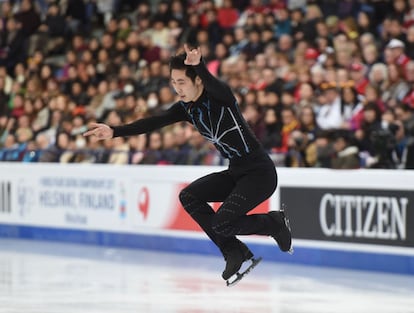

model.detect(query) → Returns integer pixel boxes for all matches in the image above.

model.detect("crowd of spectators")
[1,0,414,169]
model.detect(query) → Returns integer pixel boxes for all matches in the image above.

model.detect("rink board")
[0,223,413,275]
[0,163,414,275]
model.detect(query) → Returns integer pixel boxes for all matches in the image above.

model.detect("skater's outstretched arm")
[184,44,235,105]
[83,102,188,139]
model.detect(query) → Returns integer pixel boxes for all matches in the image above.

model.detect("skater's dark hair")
[169,53,198,83]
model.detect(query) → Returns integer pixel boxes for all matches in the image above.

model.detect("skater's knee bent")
[179,189,193,208]
[211,215,238,237]
[179,189,199,215]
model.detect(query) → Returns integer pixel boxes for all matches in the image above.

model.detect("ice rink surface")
[0,239,413,313]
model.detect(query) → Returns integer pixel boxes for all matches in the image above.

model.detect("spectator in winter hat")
[387,38,411,72]
[304,47,319,68]
[349,62,369,94]
[387,38,406,49]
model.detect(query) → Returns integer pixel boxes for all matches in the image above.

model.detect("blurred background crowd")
[1,0,414,169]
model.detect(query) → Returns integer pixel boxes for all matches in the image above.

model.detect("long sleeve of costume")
[111,102,188,138]
[193,62,235,105]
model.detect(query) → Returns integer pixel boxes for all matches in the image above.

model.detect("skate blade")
[281,203,294,255]
[226,257,262,287]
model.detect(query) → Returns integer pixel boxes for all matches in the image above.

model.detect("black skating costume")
[111,61,292,284]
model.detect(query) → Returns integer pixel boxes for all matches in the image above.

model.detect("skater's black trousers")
[179,149,277,250]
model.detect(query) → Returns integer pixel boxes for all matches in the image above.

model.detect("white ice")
[0,239,413,313]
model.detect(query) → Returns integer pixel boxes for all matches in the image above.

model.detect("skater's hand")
[184,44,201,66]
[83,122,113,140]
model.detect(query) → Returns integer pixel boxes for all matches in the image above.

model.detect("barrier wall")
[0,162,413,275]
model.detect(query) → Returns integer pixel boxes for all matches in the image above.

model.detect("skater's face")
[171,69,203,103]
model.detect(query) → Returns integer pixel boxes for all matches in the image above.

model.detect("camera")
[370,122,399,168]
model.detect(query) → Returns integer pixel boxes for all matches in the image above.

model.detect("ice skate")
[225,256,262,287]
[221,241,262,287]
[269,204,294,254]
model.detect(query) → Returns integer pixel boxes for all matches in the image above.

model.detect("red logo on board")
[138,187,149,220]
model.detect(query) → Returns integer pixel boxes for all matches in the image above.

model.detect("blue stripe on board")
[0,223,413,275]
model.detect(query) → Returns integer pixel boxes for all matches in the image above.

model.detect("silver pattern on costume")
[187,100,250,158]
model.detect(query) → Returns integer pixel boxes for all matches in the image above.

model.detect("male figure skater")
[84,45,292,285]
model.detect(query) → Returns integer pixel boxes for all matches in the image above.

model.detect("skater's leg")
[211,165,278,237]
[179,171,254,279]
[211,166,292,253]
[179,170,241,249]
